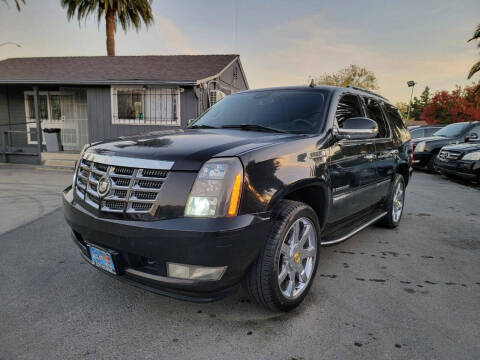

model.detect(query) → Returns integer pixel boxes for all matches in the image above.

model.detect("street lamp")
[406,80,416,121]
[0,42,21,48]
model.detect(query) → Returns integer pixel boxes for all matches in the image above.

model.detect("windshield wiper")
[221,124,287,133]
[189,124,218,129]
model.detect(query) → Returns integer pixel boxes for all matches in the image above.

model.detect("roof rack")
[346,86,388,101]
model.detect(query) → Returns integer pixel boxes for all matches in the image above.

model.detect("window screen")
[364,97,389,138]
[335,94,363,128]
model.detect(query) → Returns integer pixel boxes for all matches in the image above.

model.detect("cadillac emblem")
[97,175,112,197]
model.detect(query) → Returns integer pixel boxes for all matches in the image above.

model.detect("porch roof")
[0,55,239,86]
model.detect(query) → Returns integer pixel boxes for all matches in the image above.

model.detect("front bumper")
[434,158,480,180]
[63,186,271,301]
[413,152,433,168]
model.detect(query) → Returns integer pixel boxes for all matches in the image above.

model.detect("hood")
[85,129,301,171]
[442,141,480,153]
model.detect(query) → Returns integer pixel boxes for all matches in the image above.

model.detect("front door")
[326,93,379,225]
[24,89,88,151]
[362,97,395,202]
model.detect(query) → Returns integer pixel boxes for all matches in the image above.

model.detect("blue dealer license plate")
[88,245,116,274]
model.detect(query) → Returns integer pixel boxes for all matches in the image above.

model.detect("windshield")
[191,90,328,134]
[433,123,471,137]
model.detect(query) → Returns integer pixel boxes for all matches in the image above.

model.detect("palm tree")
[60,0,154,56]
[468,24,480,79]
[1,0,25,11]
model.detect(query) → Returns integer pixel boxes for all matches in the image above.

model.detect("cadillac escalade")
[63,85,412,311]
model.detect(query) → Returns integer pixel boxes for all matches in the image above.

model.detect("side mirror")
[467,132,478,141]
[187,118,196,126]
[335,117,378,140]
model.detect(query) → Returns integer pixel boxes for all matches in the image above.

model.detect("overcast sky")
[1,0,479,103]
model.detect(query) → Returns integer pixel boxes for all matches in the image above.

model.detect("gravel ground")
[0,170,479,360]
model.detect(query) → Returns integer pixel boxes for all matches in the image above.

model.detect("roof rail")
[346,86,388,101]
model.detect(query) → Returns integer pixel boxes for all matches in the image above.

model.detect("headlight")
[415,141,426,152]
[185,157,243,217]
[73,144,90,188]
[462,151,480,161]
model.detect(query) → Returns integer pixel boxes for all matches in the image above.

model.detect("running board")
[320,211,387,246]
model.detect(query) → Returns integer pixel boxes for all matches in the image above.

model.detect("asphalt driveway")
[0,169,479,360]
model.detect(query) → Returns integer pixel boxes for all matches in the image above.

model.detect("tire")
[378,174,406,228]
[427,153,438,173]
[244,200,321,312]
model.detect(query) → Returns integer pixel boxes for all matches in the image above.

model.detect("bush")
[420,84,480,124]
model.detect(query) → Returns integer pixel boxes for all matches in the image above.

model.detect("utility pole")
[406,80,416,121]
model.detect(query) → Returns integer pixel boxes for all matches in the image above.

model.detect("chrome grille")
[75,158,168,214]
[439,150,462,161]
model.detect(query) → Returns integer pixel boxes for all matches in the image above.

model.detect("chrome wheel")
[278,217,317,300]
[392,181,404,223]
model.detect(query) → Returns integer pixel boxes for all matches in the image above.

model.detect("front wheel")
[427,154,438,173]
[378,174,405,228]
[244,200,320,312]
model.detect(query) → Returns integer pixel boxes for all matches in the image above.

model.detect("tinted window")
[467,124,480,137]
[335,94,363,128]
[409,128,424,139]
[192,90,328,134]
[434,123,471,137]
[424,127,440,137]
[364,97,389,138]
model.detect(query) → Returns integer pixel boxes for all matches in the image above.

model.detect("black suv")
[435,140,480,181]
[63,86,412,311]
[413,121,480,172]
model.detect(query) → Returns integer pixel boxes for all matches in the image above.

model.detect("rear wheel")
[378,174,405,228]
[244,200,320,312]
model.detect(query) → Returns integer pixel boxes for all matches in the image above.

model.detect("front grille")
[439,150,462,161]
[75,158,168,214]
[137,179,163,189]
[132,191,158,200]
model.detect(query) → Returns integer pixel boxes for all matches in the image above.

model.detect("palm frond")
[2,0,26,11]
[61,0,154,30]
[467,24,480,42]
[468,61,480,79]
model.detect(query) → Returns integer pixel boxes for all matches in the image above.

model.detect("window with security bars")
[24,93,63,122]
[111,87,181,126]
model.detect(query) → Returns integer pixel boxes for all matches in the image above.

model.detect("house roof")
[0,55,240,85]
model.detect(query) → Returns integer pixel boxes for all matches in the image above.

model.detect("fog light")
[167,262,227,281]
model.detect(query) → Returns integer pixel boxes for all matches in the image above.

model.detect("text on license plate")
[88,245,116,274]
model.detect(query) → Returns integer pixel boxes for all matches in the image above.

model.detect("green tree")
[60,0,154,56]
[314,65,379,90]
[395,102,409,119]
[468,24,480,79]
[407,86,431,120]
[410,96,423,120]
[419,86,430,107]
[1,0,25,11]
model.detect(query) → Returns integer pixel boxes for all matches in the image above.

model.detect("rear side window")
[383,103,406,139]
[363,97,390,138]
[335,94,363,128]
